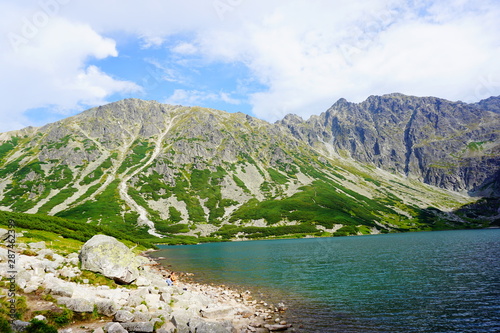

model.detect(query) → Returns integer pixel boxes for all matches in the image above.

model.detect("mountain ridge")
[0,94,498,243]
[280,93,500,196]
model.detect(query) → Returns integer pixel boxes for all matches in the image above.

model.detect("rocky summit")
[280,93,500,195]
[0,94,498,241]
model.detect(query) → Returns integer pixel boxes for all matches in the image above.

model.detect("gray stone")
[96,300,118,317]
[47,282,73,297]
[143,293,160,308]
[254,329,270,333]
[156,321,176,333]
[33,314,46,321]
[28,241,46,250]
[114,310,135,323]
[191,319,233,333]
[0,247,8,262]
[266,324,292,331]
[159,292,171,304]
[126,294,143,307]
[0,228,9,241]
[11,320,30,332]
[134,275,151,286]
[16,270,32,289]
[79,235,142,284]
[106,322,128,333]
[171,310,193,333]
[37,248,54,258]
[200,306,235,319]
[66,252,80,265]
[57,297,94,312]
[133,311,151,322]
[120,322,155,332]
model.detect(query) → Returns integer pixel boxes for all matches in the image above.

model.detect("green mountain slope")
[0,97,497,243]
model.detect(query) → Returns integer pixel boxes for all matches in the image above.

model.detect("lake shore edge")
[0,232,294,333]
[144,248,294,333]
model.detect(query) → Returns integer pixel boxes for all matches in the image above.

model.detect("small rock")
[107,322,128,333]
[0,247,8,262]
[157,321,176,333]
[11,320,30,332]
[0,228,9,241]
[134,275,151,286]
[120,322,155,333]
[190,320,233,333]
[200,305,235,319]
[277,302,287,311]
[57,298,94,312]
[266,323,292,331]
[28,241,46,250]
[37,248,54,258]
[135,303,148,313]
[96,300,118,317]
[114,310,135,323]
[33,314,47,321]
[133,311,151,322]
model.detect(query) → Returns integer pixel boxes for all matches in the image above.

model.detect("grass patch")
[212,223,319,239]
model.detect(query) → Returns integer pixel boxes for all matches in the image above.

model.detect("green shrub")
[33,308,73,328]
[0,317,13,333]
[25,319,58,333]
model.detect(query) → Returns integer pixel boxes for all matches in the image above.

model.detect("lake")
[153,229,500,332]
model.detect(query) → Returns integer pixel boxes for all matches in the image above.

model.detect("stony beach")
[0,232,293,333]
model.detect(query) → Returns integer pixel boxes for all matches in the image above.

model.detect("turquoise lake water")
[153,229,500,332]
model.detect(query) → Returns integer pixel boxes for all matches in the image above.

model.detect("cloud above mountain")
[1,0,499,131]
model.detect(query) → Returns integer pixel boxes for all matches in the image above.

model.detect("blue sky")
[1,0,499,132]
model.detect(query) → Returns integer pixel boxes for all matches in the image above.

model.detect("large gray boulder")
[79,235,142,284]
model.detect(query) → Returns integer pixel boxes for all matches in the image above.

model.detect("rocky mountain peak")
[281,94,500,195]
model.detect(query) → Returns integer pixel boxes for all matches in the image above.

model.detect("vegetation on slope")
[0,210,154,248]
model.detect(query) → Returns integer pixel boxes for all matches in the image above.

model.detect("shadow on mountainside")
[415,196,500,232]
[452,197,500,227]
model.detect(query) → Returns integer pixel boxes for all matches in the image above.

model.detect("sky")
[1,0,499,132]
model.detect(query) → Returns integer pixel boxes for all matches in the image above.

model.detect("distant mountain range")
[1,94,498,242]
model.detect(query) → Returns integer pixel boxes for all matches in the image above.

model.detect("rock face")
[79,235,142,284]
[280,94,500,195]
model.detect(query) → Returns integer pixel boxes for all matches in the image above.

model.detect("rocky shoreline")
[0,233,293,333]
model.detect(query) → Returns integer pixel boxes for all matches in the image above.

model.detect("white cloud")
[172,42,198,55]
[0,5,140,132]
[191,0,500,121]
[165,89,241,106]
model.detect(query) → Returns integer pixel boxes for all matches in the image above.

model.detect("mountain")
[279,93,500,196]
[0,95,498,243]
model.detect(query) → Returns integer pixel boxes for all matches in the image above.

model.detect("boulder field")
[0,234,291,333]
